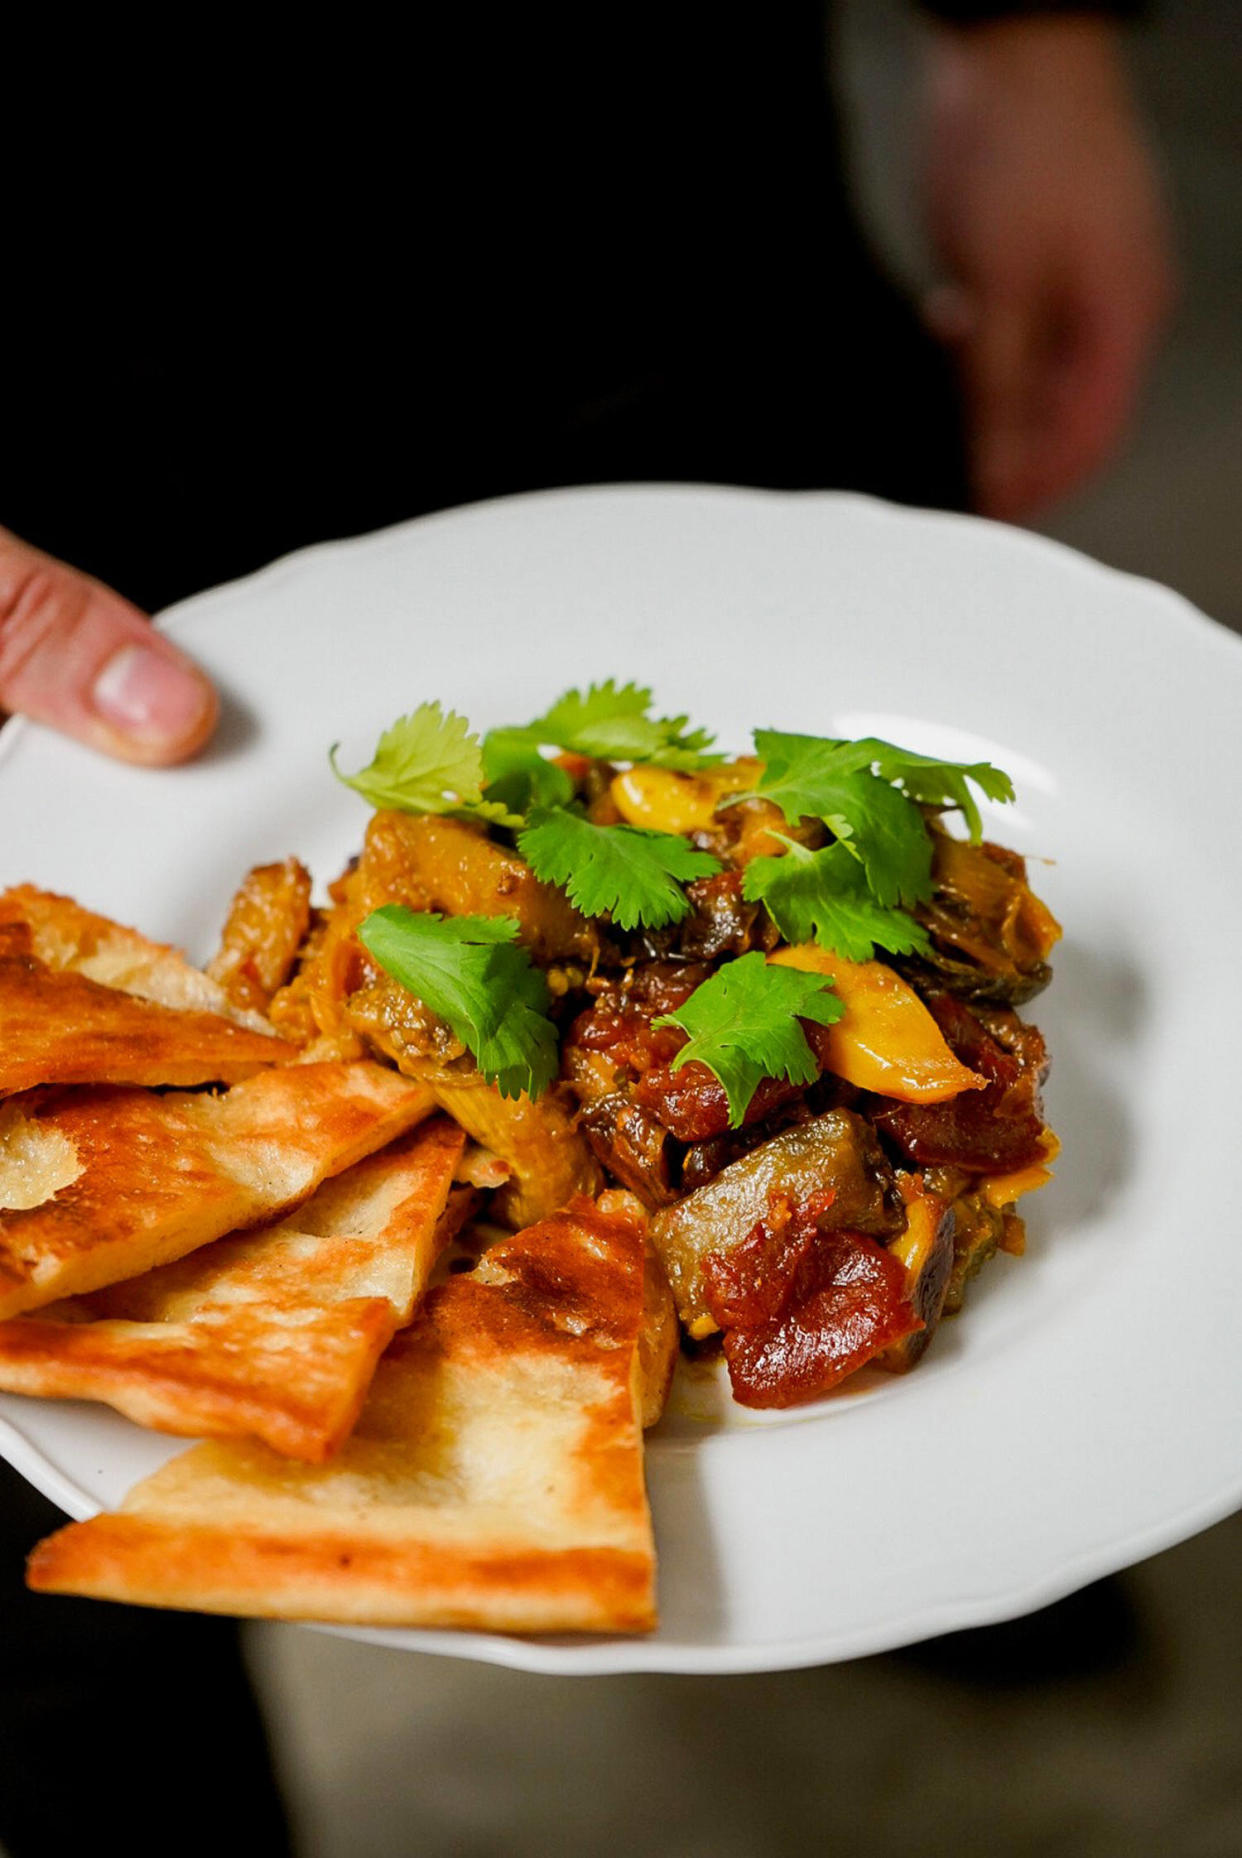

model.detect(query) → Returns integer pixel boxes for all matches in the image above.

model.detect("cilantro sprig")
[737,729,1014,952]
[334,694,1018,1111]
[750,729,1012,861]
[331,702,522,827]
[358,906,558,1100]
[517,809,721,931]
[490,680,722,772]
[652,953,845,1127]
[865,741,1015,843]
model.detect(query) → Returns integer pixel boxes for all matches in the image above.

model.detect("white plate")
[3,484,1240,1676]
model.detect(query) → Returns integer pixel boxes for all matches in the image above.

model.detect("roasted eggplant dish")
[292,684,1061,1410]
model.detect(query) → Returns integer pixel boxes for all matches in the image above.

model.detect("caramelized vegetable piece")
[707,798,798,868]
[720,1227,921,1409]
[271,809,597,1055]
[637,1064,808,1145]
[345,968,601,1228]
[703,1189,838,1331]
[567,963,713,1152]
[431,1076,602,1229]
[567,956,809,1146]
[877,1176,956,1373]
[207,858,312,1016]
[871,992,1048,1173]
[576,1095,676,1208]
[608,761,796,865]
[650,1111,903,1332]
[980,1130,1060,1208]
[904,828,1061,1005]
[570,961,709,1072]
[609,761,761,835]
[941,1189,1008,1314]
[562,986,689,1207]
[268,898,368,1057]
[769,945,985,1103]
[345,971,467,1070]
[355,812,597,965]
[635,869,777,965]
[610,768,721,835]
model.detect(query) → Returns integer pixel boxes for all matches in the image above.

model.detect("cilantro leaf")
[864,741,1015,843]
[517,808,721,930]
[651,952,845,1127]
[644,718,723,772]
[331,703,523,827]
[518,680,722,769]
[480,727,575,815]
[533,680,655,759]
[357,906,558,1100]
[749,734,934,908]
[743,838,932,962]
[751,729,1012,845]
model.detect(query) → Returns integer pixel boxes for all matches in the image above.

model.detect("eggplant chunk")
[901,828,1061,1006]
[650,1110,903,1332]
[577,1095,676,1208]
[942,1189,1007,1314]
[878,1179,956,1373]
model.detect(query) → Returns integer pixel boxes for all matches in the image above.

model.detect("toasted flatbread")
[28,1195,657,1634]
[0,1063,433,1319]
[0,945,295,1096]
[0,1118,465,1458]
[0,885,273,1030]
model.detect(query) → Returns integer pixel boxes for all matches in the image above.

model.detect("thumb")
[0,531,217,765]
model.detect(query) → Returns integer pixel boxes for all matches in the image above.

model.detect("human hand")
[0,530,217,763]
[922,18,1176,523]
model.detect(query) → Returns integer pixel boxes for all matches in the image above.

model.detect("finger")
[0,532,217,765]
[959,294,1048,522]
[923,281,978,349]
[1020,276,1165,512]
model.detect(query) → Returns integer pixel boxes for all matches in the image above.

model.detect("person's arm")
[917,10,1175,520]
[0,529,217,762]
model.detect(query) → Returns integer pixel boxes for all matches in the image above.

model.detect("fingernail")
[92,643,212,745]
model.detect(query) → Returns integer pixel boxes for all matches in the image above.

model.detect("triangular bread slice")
[28,1195,657,1634]
[0,1063,433,1318]
[0,941,296,1095]
[0,1117,465,1458]
[0,885,273,1029]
